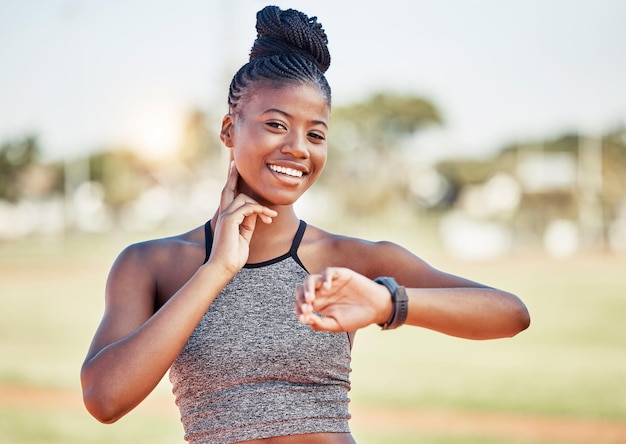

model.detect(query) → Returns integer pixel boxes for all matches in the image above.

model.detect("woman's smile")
[267,163,306,179]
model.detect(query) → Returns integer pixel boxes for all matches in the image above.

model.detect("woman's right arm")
[81,162,277,424]
[80,246,235,424]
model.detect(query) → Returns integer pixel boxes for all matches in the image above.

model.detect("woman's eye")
[266,121,286,130]
[308,132,326,141]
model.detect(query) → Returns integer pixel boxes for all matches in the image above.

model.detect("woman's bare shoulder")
[108,225,207,302]
[116,225,205,266]
[301,224,423,277]
[303,224,491,288]
[305,224,410,252]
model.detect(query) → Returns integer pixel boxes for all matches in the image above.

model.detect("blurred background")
[1,1,625,443]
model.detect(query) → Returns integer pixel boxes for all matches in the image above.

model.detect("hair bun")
[250,6,331,73]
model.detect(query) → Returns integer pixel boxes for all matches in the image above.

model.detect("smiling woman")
[80,5,529,444]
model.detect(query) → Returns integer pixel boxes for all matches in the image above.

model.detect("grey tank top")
[169,220,352,443]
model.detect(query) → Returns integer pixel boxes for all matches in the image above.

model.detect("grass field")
[1,226,625,443]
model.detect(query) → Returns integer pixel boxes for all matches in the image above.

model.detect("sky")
[1,0,625,162]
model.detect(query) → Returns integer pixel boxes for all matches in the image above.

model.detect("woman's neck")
[210,205,301,263]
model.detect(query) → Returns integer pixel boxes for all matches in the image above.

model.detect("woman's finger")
[219,161,239,211]
[221,193,278,222]
[218,163,277,228]
[294,285,313,323]
[306,312,340,332]
[320,267,339,290]
[237,200,278,223]
[303,274,323,303]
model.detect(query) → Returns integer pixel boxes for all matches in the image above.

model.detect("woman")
[81,6,530,444]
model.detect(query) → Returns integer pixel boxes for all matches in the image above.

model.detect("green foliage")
[330,91,442,154]
[177,108,222,167]
[88,149,151,209]
[0,135,41,201]
[323,92,442,215]
[436,159,495,185]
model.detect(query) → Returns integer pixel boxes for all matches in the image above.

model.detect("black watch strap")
[374,276,409,330]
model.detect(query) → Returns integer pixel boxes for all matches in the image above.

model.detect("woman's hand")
[295,267,392,332]
[209,162,277,274]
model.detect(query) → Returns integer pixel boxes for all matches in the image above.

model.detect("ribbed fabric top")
[169,220,352,443]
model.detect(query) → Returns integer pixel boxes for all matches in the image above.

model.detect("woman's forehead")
[243,83,330,120]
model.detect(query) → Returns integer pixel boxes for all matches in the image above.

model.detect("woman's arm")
[295,241,530,339]
[81,248,235,424]
[81,163,277,423]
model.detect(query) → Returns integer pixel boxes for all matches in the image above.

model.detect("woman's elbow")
[82,384,127,424]
[506,298,531,337]
[81,367,127,424]
[483,292,530,339]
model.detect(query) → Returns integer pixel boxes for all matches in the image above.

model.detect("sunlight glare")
[125,104,183,161]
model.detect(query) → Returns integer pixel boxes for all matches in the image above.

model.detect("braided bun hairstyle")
[227,5,332,113]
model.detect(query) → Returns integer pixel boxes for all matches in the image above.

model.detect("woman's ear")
[220,114,235,147]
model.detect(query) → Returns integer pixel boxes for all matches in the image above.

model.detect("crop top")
[169,220,352,443]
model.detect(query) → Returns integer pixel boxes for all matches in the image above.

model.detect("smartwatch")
[374,276,408,330]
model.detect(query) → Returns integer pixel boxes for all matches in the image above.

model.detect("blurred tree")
[323,92,442,215]
[177,109,222,167]
[437,158,495,186]
[599,128,626,219]
[435,129,626,247]
[330,92,441,155]
[88,149,151,211]
[0,135,42,201]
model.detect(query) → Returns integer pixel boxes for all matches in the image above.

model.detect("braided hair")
[227,6,332,113]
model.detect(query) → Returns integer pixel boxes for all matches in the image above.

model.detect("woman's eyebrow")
[263,108,328,129]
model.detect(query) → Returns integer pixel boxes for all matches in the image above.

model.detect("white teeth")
[269,164,304,178]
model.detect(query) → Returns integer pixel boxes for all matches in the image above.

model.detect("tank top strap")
[203,219,307,267]
[203,220,213,265]
[289,220,307,256]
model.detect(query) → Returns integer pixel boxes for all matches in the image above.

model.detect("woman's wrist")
[374,279,395,326]
[199,259,238,288]
[374,277,409,330]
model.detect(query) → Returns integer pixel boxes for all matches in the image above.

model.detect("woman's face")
[221,82,329,207]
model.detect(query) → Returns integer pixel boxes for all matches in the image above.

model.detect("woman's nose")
[281,132,310,159]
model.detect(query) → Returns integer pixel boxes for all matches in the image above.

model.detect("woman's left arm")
[295,241,530,339]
